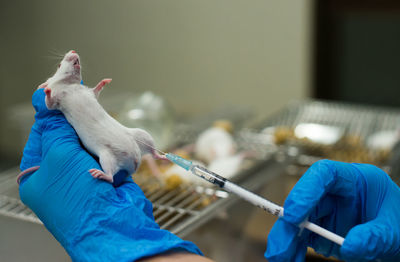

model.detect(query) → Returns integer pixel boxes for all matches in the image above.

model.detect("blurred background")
[0,0,312,164]
[2,0,400,261]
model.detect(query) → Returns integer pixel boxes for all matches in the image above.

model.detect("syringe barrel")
[223,181,284,217]
[302,221,345,246]
[190,165,227,187]
[191,165,283,217]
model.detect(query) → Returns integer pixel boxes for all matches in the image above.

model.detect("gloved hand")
[19,89,202,262]
[265,159,400,262]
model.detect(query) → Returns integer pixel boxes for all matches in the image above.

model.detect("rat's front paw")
[89,169,113,183]
[37,82,48,90]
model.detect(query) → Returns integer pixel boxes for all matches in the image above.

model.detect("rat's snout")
[66,50,79,60]
[66,52,79,61]
[72,56,80,69]
[68,50,78,55]
[52,50,82,84]
[65,51,80,69]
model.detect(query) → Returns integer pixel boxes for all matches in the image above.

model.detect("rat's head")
[50,50,82,84]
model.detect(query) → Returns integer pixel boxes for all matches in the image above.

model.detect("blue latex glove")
[19,89,202,262]
[265,160,400,262]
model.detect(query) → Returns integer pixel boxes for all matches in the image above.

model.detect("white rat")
[41,50,166,183]
[195,123,237,164]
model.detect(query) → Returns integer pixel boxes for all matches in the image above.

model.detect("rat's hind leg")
[89,169,114,183]
[89,151,117,183]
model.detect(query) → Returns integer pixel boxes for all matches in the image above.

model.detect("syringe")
[165,153,345,246]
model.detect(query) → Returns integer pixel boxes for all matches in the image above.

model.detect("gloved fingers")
[20,89,54,171]
[340,219,398,261]
[31,89,58,121]
[20,123,43,171]
[265,218,309,262]
[351,163,393,198]
[308,194,336,221]
[40,124,83,159]
[42,145,101,184]
[114,174,135,187]
[307,195,338,256]
[114,176,147,202]
[343,181,400,261]
[283,160,360,225]
[114,173,143,198]
[26,87,84,158]
[114,176,155,218]
[294,244,308,262]
[113,164,142,195]
[282,194,354,261]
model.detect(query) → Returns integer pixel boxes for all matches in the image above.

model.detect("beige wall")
[0,0,312,162]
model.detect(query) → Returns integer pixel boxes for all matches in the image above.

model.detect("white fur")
[44,51,158,182]
[207,154,244,180]
[195,126,237,163]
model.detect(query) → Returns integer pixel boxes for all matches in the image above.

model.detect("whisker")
[135,139,166,155]
[48,48,64,58]
[43,55,63,62]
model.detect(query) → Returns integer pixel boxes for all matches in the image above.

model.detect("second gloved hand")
[265,160,400,262]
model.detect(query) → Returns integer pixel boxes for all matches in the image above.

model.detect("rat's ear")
[93,78,112,98]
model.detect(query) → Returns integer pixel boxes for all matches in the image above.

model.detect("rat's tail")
[17,166,40,185]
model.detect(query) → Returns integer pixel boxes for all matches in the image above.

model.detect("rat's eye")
[58,64,61,68]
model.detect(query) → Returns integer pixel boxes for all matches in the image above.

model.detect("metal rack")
[260,100,400,138]
[247,100,400,182]
[136,177,229,235]
[0,159,284,238]
[0,167,41,224]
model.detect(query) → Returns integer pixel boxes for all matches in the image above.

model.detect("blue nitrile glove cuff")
[19,88,202,261]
